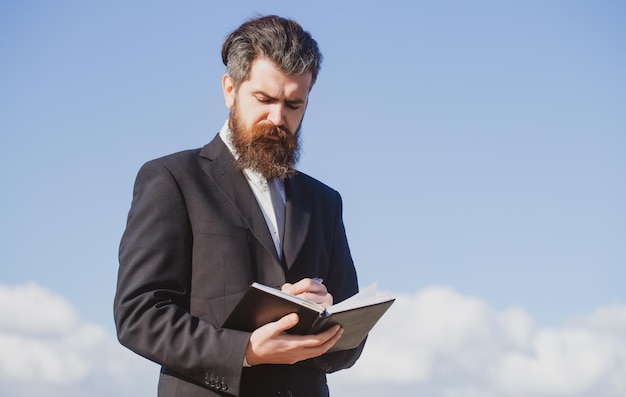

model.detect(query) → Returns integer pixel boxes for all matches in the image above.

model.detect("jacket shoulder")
[145,148,202,168]
[140,134,224,171]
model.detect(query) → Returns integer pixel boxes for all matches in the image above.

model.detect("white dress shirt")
[219,121,286,258]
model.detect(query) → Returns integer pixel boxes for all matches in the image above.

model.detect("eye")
[286,103,301,110]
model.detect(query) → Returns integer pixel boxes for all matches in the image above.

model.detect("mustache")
[253,122,292,141]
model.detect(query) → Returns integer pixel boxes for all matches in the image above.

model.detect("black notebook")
[222,282,395,352]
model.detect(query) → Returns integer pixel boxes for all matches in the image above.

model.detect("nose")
[267,105,285,126]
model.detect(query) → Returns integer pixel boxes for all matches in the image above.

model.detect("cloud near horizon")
[1,282,625,397]
[330,286,626,397]
[0,283,157,397]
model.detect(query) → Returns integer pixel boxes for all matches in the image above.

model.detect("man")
[114,15,364,397]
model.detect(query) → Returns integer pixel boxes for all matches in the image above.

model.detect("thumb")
[275,313,299,332]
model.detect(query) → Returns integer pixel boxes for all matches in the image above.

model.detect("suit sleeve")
[114,160,249,396]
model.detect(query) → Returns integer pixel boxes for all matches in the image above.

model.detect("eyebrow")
[254,90,306,105]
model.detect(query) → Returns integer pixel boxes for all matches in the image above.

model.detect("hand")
[281,278,333,308]
[245,313,343,365]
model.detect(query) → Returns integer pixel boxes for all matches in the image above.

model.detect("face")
[222,57,313,179]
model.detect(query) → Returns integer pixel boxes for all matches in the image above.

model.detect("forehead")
[243,58,313,99]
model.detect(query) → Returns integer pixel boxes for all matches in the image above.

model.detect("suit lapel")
[283,175,312,269]
[198,136,281,265]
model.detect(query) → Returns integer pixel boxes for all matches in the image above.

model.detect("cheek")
[287,112,305,131]
[240,102,267,124]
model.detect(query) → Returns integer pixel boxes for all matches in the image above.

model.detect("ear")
[222,74,236,109]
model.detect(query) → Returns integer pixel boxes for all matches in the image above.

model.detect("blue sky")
[1,2,625,396]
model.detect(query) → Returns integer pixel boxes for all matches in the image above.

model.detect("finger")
[297,324,342,348]
[291,278,328,295]
[281,283,295,294]
[320,326,343,350]
[273,313,299,333]
[299,326,344,355]
[296,291,333,306]
[319,324,342,342]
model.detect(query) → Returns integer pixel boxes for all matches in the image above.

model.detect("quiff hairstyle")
[221,15,323,90]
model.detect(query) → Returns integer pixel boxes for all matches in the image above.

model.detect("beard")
[229,103,301,180]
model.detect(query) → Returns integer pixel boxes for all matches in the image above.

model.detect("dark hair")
[221,15,323,90]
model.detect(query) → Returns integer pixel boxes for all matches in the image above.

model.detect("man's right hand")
[244,313,343,366]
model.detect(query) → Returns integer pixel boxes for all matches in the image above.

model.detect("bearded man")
[114,15,364,397]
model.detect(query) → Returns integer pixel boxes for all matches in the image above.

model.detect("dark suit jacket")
[114,134,364,397]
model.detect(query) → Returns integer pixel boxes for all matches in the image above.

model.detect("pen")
[312,277,324,284]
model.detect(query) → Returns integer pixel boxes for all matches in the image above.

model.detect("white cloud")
[0,283,157,397]
[329,286,626,397]
[1,282,625,397]
[0,282,79,335]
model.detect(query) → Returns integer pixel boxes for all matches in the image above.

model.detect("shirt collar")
[219,120,238,159]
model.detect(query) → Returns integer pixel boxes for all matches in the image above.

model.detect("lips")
[263,134,281,141]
